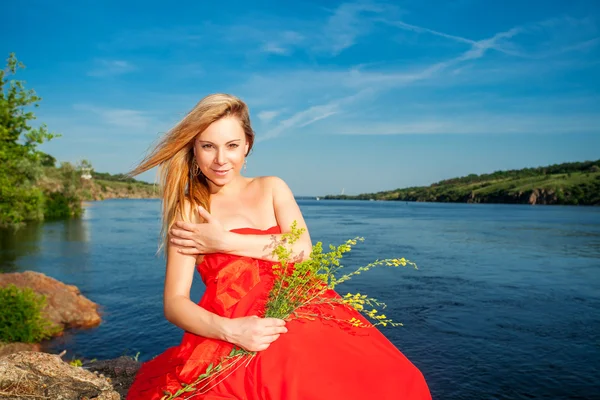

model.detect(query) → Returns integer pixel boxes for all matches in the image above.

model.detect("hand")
[169,206,229,255]
[223,315,288,352]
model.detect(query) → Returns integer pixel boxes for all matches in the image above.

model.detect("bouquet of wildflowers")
[162,222,417,399]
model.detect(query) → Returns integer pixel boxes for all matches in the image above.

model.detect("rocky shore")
[0,271,102,331]
[82,179,160,201]
[0,271,140,399]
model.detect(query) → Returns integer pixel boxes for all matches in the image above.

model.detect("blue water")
[1,199,599,399]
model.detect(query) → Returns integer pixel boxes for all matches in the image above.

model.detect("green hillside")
[83,172,159,201]
[324,160,600,205]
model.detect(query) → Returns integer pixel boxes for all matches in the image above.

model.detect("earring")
[243,159,247,172]
[192,159,201,176]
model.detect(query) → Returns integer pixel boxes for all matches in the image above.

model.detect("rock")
[528,189,538,205]
[0,271,101,331]
[527,189,558,205]
[0,351,119,399]
[85,357,141,398]
[0,343,41,358]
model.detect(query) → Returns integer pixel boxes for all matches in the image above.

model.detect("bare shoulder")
[178,198,201,223]
[254,176,291,192]
[255,176,288,189]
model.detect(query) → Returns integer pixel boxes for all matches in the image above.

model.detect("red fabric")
[126,226,432,399]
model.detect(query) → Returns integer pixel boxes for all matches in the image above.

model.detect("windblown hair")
[128,93,255,250]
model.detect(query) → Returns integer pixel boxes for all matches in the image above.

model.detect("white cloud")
[257,110,281,122]
[326,113,600,135]
[73,104,153,130]
[258,102,341,141]
[81,9,599,145]
[260,31,304,55]
[381,18,475,45]
[99,27,204,50]
[256,90,372,141]
[240,23,527,102]
[319,2,386,55]
[87,59,136,77]
[261,43,290,55]
[205,2,400,57]
[242,14,599,140]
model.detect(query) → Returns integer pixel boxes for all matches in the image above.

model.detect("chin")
[208,173,237,186]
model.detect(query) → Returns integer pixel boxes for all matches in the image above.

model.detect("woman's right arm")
[164,222,288,351]
[163,242,228,339]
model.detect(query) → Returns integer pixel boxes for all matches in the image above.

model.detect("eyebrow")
[197,139,242,144]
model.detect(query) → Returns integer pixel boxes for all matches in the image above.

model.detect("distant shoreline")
[317,197,599,206]
[321,160,600,206]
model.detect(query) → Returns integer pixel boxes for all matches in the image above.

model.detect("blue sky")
[2,0,599,196]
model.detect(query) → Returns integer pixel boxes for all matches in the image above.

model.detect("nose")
[215,148,226,165]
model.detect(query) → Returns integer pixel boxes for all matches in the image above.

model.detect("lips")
[212,169,230,176]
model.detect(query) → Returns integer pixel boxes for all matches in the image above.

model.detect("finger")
[170,228,193,239]
[256,343,270,352]
[264,318,286,327]
[173,221,197,232]
[263,334,280,343]
[267,326,288,335]
[170,238,196,247]
[177,247,202,255]
[197,206,213,223]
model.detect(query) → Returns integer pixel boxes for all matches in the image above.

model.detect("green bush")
[43,191,82,219]
[0,284,59,343]
[0,185,45,227]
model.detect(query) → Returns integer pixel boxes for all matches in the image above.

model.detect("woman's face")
[194,116,249,187]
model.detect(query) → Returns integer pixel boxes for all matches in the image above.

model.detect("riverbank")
[324,159,600,205]
[80,178,160,201]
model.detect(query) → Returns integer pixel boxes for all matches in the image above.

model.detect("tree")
[0,53,61,226]
[0,53,59,165]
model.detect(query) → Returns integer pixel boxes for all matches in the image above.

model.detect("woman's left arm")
[170,177,313,262]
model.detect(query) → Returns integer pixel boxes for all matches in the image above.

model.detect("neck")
[207,175,246,196]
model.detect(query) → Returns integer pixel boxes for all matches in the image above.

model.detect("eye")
[228,143,239,149]
[201,144,213,149]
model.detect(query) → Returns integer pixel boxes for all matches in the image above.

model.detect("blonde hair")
[129,93,255,250]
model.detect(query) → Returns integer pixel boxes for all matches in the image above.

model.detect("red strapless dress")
[126,226,431,399]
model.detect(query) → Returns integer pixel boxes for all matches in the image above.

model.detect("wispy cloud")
[381,18,526,57]
[381,19,475,45]
[257,110,281,123]
[328,113,600,135]
[244,24,526,102]
[382,15,600,61]
[73,104,153,130]
[258,103,340,142]
[244,12,599,140]
[257,90,373,141]
[202,2,401,57]
[81,4,599,144]
[87,59,136,77]
[99,27,204,50]
[260,31,304,55]
[318,2,390,55]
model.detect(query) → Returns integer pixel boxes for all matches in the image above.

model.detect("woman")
[126,94,431,399]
